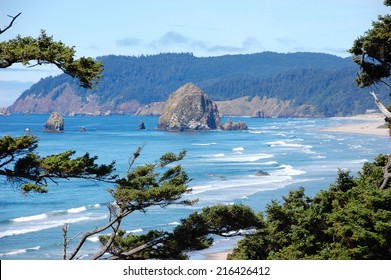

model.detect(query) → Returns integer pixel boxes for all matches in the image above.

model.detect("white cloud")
[118,31,264,55]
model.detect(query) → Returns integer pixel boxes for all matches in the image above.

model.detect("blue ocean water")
[0,114,389,259]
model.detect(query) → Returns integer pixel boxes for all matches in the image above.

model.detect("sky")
[0,0,389,106]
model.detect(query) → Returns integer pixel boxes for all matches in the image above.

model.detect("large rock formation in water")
[158,83,247,131]
[44,112,64,132]
[158,83,223,131]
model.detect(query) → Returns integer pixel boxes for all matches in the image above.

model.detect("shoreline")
[204,250,233,260]
[203,113,389,261]
[320,113,389,136]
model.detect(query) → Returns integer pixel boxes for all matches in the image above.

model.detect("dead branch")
[106,234,168,260]
[67,206,132,260]
[90,204,122,260]
[62,223,82,260]
[369,91,391,118]
[380,155,391,190]
[0,12,21,34]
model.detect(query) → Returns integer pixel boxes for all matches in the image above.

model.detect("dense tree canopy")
[229,155,391,260]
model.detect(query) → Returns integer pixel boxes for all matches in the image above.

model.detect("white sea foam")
[130,228,143,233]
[68,206,87,213]
[0,246,40,257]
[191,185,213,195]
[192,142,217,146]
[210,153,274,162]
[11,204,102,224]
[11,214,48,223]
[267,140,314,153]
[87,236,100,243]
[168,221,180,226]
[311,155,327,159]
[274,164,306,176]
[213,153,225,157]
[232,147,245,152]
[0,215,107,239]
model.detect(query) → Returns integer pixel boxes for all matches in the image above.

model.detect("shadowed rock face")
[222,119,248,130]
[157,83,223,131]
[44,112,64,132]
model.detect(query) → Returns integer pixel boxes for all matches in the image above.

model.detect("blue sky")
[0,0,389,105]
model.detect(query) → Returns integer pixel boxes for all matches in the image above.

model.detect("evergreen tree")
[229,156,391,259]
[0,134,116,193]
[349,0,391,121]
[0,13,102,89]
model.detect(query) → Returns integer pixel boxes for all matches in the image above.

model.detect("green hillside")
[10,52,390,116]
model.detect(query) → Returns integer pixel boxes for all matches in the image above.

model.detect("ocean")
[0,114,389,259]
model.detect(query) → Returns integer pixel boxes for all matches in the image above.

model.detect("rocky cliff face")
[216,96,320,118]
[158,83,223,131]
[8,83,141,116]
[0,107,10,116]
[44,112,64,132]
[157,83,248,131]
[222,119,248,130]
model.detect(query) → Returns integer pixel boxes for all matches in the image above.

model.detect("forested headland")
[8,52,390,117]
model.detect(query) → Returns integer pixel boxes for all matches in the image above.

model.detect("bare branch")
[62,223,69,260]
[62,223,82,260]
[107,234,168,260]
[67,207,132,260]
[127,146,144,173]
[380,155,391,190]
[0,12,21,34]
[369,91,391,118]
[90,220,121,260]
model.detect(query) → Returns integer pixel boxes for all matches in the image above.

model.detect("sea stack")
[222,119,248,130]
[138,121,146,130]
[44,112,64,132]
[157,83,223,131]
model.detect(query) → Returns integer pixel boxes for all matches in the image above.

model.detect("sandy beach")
[320,113,389,136]
[204,250,232,260]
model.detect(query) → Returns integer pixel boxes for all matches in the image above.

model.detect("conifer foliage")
[229,155,391,260]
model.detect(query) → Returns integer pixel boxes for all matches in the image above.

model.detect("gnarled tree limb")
[380,155,391,190]
[369,91,391,118]
[0,12,21,34]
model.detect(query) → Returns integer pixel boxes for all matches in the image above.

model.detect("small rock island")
[44,112,64,132]
[158,83,247,131]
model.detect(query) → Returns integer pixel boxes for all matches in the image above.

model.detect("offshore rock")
[255,170,271,176]
[222,119,248,130]
[44,112,64,132]
[138,121,146,130]
[158,83,223,131]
